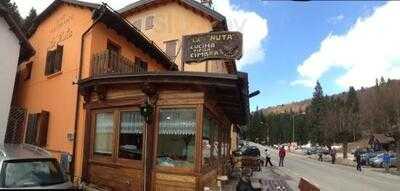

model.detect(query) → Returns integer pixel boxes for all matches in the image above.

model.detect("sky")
[13,0,400,111]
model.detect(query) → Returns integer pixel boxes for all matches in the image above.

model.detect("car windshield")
[2,159,66,188]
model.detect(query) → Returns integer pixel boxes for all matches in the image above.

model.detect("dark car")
[242,146,260,157]
[0,144,77,189]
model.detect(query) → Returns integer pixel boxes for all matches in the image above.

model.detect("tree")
[306,81,327,145]
[0,0,23,27]
[22,8,37,33]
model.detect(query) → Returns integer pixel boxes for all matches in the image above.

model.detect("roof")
[0,144,52,161]
[26,0,177,70]
[95,5,177,70]
[119,0,227,30]
[371,134,395,144]
[0,5,35,63]
[27,0,99,38]
[79,71,249,125]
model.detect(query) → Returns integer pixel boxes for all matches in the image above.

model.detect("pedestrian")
[318,150,323,162]
[330,148,336,164]
[265,149,273,167]
[383,150,390,173]
[355,151,362,171]
[278,146,286,167]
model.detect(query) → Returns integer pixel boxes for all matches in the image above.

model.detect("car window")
[2,159,66,188]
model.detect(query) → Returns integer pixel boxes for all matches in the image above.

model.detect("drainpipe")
[71,5,106,181]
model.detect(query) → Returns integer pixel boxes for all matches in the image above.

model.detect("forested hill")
[260,79,400,116]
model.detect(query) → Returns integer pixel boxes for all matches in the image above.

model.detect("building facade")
[13,0,248,190]
[0,6,34,144]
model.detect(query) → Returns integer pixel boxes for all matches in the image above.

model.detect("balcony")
[91,50,147,77]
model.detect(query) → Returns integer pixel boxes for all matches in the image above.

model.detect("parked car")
[360,151,383,166]
[369,153,397,167]
[0,144,76,189]
[242,146,260,157]
[304,147,318,155]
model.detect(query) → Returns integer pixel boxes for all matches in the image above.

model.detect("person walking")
[355,151,362,171]
[318,150,323,162]
[330,148,336,164]
[278,146,286,167]
[383,150,390,173]
[265,149,273,167]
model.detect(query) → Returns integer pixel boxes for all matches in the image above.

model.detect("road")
[266,150,400,191]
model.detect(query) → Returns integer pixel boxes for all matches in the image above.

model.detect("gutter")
[70,4,107,181]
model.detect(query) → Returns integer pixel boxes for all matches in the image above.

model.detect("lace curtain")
[95,113,113,154]
[121,111,144,134]
[159,108,196,135]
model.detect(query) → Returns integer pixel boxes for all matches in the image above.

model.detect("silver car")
[0,144,76,189]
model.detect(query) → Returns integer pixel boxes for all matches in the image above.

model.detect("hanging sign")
[182,31,243,63]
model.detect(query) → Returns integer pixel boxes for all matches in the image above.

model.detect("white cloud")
[212,0,268,69]
[328,14,344,24]
[292,2,400,89]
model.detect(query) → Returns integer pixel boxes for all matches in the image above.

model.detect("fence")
[91,50,147,76]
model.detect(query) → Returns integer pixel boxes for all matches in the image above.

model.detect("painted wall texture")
[0,17,21,144]
[124,2,229,73]
[16,3,170,179]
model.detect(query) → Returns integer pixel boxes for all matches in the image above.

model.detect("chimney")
[200,0,213,8]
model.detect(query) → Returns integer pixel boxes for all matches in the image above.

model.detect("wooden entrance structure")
[78,71,248,190]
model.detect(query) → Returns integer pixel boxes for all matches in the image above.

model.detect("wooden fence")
[91,50,147,76]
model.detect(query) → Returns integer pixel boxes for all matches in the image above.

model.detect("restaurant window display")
[119,111,144,160]
[94,112,113,156]
[157,108,196,168]
[202,111,219,168]
[92,109,144,162]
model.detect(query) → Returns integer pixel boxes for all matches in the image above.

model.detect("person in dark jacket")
[278,146,286,167]
[330,148,336,164]
[355,152,362,171]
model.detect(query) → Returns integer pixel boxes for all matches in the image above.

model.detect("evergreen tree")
[0,0,23,27]
[22,8,37,33]
[306,81,327,144]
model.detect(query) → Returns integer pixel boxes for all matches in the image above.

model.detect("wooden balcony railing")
[91,50,147,77]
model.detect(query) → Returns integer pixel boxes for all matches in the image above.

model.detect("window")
[157,108,196,168]
[133,19,142,30]
[145,16,154,30]
[202,112,212,167]
[119,111,144,160]
[135,57,148,72]
[2,159,66,188]
[25,111,49,147]
[165,40,177,60]
[107,40,121,55]
[22,62,33,80]
[92,109,145,163]
[202,111,218,168]
[94,113,113,156]
[45,45,63,75]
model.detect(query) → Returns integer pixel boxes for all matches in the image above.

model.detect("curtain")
[95,113,113,154]
[159,108,196,135]
[121,111,144,134]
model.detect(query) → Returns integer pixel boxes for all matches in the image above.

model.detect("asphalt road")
[267,150,400,191]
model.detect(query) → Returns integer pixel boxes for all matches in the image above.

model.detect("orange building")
[13,0,248,190]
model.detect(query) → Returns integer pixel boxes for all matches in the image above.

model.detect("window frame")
[132,19,142,31]
[45,45,63,76]
[164,40,178,60]
[145,15,154,30]
[90,107,144,169]
[155,105,200,174]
